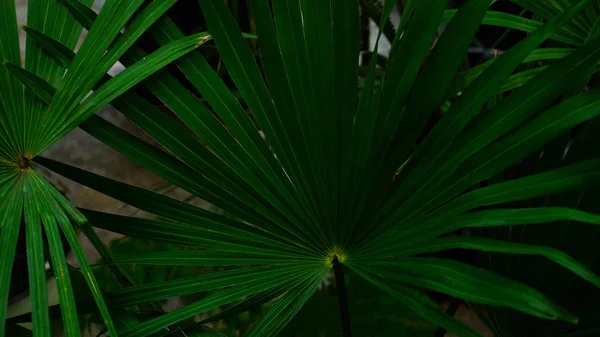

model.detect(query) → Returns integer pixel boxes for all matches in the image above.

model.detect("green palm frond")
[471,121,600,337]
[4,0,600,336]
[452,1,600,335]
[443,0,600,99]
[0,0,210,335]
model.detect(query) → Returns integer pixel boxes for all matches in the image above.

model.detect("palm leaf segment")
[457,1,600,336]
[6,0,600,336]
[443,0,600,97]
[0,1,209,336]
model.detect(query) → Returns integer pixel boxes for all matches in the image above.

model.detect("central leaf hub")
[16,156,30,170]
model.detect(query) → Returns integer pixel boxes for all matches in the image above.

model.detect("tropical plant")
[4,0,600,336]
[0,1,215,336]
[450,1,600,336]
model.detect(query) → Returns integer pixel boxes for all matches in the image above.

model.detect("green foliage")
[3,0,600,336]
[0,1,205,336]
[465,1,600,336]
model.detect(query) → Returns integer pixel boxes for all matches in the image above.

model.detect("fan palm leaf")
[5,0,600,336]
[0,0,209,335]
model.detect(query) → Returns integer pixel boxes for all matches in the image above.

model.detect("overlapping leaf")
[0,0,206,335]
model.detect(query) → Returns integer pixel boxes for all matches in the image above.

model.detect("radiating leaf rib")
[252,0,323,237]
[114,250,320,267]
[376,0,494,176]
[24,0,92,156]
[4,61,55,104]
[333,0,361,238]
[349,265,483,337]
[195,286,286,327]
[196,0,307,198]
[391,88,600,231]
[85,0,178,83]
[460,208,600,228]
[343,0,396,242]
[356,258,578,321]
[104,93,318,250]
[567,9,600,97]
[376,33,600,235]
[99,111,324,250]
[34,154,316,256]
[57,0,95,28]
[512,0,561,21]
[101,267,280,308]
[33,0,144,153]
[407,207,600,244]
[495,66,548,93]
[0,177,24,337]
[81,209,305,256]
[421,159,600,224]
[22,174,51,337]
[360,159,600,255]
[22,21,77,71]
[0,112,18,161]
[435,89,600,198]
[384,237,600,291]
[447,48,574,97]
[111,35,318,250]
[11,34,318,252]
[246,266,329,336]
[11,62,269,224]
[441,10,584,46]
[196,0,335,244]
[44,32,211,150]
[119,266,319,337]
[362,0,446,136]
[145,17,311,230]
[515,0,591,35]
[21,27,318,248]
[95,109,302,238]
[377,0,596,231]
[88,210,306,256]
[22,24,75,69]
[29,174,117,336]
[0,0,23,139]
[275,0,339,235]
[302,0,337,240]
[46,0,138,104]
[354,0,494,239]
[31,181,80,337]
[0,0,23,161]
[345,0,447,243]
[45,186,190,336]
[44,184,141,290]
[0,169,18,196]
[269,0,326,222]
[165,287,289,337]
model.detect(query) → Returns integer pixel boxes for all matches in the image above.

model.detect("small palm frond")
[0,0,208,335]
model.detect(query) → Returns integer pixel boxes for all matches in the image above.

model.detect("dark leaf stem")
[333,255,352,337]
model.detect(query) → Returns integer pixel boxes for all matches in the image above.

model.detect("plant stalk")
[333,255,352,337]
